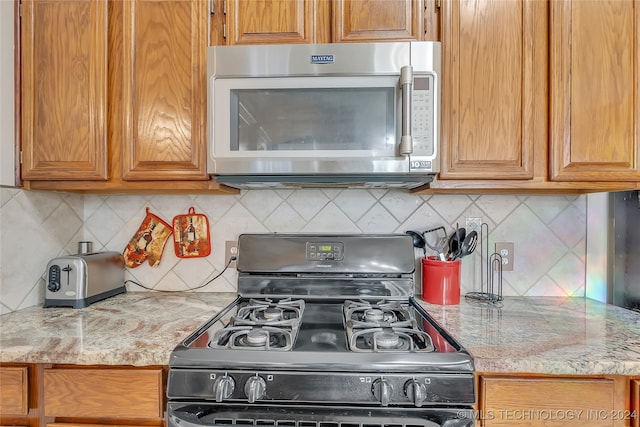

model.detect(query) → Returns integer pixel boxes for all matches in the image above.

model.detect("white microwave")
[207,42,441,189]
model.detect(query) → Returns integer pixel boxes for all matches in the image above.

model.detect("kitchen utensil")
[455,230,478,260]
[423,226,448,261]
[405,230,427,256]
[447,226,466,260]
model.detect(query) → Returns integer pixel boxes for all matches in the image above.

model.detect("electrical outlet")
[494,242,514,271]
[225,240,238,268]
[465,217,482,234]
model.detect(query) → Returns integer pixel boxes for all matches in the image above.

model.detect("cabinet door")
[43,368,163,419]
[332,0,422,42]
[480,376,616,426]
[633,379,639,427]
[440,0,537,180]
[20,0,108,181]
[0,367,28,416]
[550,0,640,181]
[226,0,327,45]
[120,0,208,180]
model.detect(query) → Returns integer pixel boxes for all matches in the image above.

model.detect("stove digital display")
[306,242,344,261]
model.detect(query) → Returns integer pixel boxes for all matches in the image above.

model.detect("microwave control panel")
[411,75,434,157]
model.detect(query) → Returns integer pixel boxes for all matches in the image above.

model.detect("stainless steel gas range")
[167,234,476,427]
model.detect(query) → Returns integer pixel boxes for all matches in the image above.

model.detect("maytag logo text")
[311,54,334,64]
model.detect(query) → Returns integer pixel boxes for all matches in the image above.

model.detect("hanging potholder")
[172,207,211,258]
[123,207,173,268]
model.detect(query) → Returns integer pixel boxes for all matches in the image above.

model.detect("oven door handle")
[399,65,413,156]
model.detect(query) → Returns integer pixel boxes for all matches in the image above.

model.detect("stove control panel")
[168,369,475,406]
[306,242,344,261]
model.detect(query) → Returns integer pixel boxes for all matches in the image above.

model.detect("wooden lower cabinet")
[0,366,28,416]
[43,367,164,420]
[632,379,640,427]
[48,424,151,427]
[478,375,631,427]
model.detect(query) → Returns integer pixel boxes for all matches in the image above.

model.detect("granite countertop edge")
[1,292,639,376]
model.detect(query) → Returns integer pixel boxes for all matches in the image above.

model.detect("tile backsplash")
[0,188,586,313]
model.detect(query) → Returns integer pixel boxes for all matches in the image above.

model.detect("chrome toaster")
[43,251,126,308]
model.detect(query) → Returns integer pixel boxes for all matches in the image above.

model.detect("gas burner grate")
[343,300,413,328]
[233,298,305,327]
[343,300,435,353]
[210,325,294,351]
[210,298,304,350]
[347,327,435,353]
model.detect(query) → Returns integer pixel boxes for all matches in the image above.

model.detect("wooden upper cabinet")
[439,0,538,180]
[332,0,423,42]
[120,0,208,180]
[21,0,108,181]
[223,0,425,45]
[550,0,640,181]
[226,0,329,44]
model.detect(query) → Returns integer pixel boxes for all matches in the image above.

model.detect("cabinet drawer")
[480,376,615,426]
[0,366,28,415]
[44,368,163,419]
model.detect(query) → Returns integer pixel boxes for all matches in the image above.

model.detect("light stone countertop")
[1,292,639,375]
[0,292,237,366]
[417,296,640,375]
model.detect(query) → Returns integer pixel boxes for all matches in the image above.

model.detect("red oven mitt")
[123,208,173,268]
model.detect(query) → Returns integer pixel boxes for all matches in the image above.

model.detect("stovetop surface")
[170,234,474,373]
[188,298,453,353]
[171,296,474,374]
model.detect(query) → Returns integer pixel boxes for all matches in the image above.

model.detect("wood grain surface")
[0,367,28,416]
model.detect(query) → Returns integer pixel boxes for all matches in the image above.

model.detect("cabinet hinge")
[223,23,226,39]
[210,0,215,15]
[223,0,227,15]
[19,151,23,164]
[435,0,441,10]
[18,1,22,17]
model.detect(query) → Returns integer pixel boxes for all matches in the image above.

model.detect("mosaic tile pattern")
[0,188,588,313]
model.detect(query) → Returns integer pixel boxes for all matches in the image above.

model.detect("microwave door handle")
[399,65,413,156]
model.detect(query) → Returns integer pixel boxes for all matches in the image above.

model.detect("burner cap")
[263,308,283,321]
[246,330,268,347]
[365,309,384,322]
[375,331,401,349]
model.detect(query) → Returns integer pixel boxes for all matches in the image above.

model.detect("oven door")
[168,403,475,427]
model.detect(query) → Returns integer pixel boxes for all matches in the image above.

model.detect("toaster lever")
[62,265,72,286]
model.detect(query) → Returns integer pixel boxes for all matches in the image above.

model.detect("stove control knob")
[372,378,393,406]
[244,375,267,403]
[213,374,235,402]
[404,379,427,407]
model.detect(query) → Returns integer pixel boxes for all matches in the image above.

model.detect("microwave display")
[230,87,395,153]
